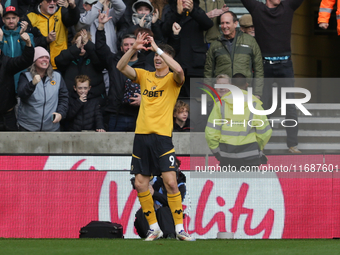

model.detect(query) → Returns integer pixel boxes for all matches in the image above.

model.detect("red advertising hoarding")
[0,155,339,239]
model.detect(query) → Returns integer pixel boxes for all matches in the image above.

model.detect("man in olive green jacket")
[204,11,264,98]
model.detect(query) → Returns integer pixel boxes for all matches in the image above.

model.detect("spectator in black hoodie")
[67,75,105,132]
[95,10,155,131]
[161,0,213,97]
[0,30,34,131]
[55,29,106,105]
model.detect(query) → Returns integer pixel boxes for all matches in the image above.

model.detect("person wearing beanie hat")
[21,0,80,69]
[0,30,34,131]
[17,45,69,131]
[239,14,255,37]
[33,46,49,62]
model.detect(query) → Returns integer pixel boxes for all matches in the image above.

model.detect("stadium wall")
[0,132,195,154]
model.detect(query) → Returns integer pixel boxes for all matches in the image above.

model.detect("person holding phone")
[22,0,80,69]
[17,46,69,131]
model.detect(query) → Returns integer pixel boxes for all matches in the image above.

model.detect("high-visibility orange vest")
[318,0,340,35]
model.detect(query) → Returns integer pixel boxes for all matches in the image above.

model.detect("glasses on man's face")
[45,0,57,3]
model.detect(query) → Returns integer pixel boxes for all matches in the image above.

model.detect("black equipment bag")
[79,221,124,238]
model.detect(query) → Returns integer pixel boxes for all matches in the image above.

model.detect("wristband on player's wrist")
[156,48,164,56]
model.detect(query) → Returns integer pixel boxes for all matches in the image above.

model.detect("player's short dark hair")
[218,11,238,25]
[158,43,176,58]
[231,73,247,89]
[134,27,154,38]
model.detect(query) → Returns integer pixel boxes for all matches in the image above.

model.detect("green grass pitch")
[1,239,340,255]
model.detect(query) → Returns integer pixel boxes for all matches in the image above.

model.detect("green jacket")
[199,0,225,43]
[205,89,272,166]
[204,30,264,97]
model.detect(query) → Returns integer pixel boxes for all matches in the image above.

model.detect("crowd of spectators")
[0,0,305,152]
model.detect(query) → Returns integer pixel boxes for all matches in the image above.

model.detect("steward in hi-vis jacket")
[205,74,272,169]
[318,0,340,35]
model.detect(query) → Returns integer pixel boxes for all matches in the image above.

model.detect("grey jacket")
[17,71,69,131]
[76,0,126,54]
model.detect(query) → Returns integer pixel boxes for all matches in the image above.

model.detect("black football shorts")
[131,134,177,176]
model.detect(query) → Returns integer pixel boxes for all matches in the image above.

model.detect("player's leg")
[155,135,194,240]
[131,134,162,240]
[162,170,195,241]
[135,173,163,240]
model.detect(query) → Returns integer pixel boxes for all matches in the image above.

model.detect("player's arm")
[116,32,149,80]
[147,36,184,86]
[160,49,184,86]
[116,46,137,80]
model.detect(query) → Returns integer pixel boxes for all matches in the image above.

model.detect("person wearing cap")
[239,13,254,37]
[0,30,34,131]
[204,11,263,99]
[0,0,35,92]
[22,0,80,70]
[17,46,68,131]
[240,0,303,153]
